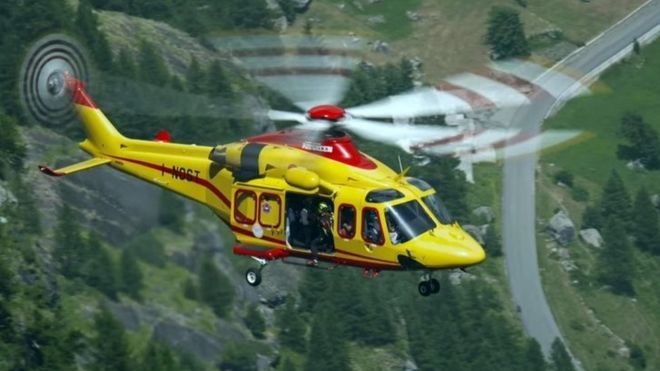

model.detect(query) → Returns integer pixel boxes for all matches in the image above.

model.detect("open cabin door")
[231,184,285,244]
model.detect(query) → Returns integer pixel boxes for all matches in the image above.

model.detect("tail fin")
[38,77,124,177]
[67,77,124,154]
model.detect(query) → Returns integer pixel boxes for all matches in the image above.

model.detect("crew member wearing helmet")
[309,200,334,265]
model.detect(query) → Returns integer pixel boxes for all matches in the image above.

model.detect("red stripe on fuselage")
[230,225,400,269]
[108,155,230,207]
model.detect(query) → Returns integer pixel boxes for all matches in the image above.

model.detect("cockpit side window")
[362,208,384,245]
[365,189,404,203]
[338,204,356,239]
[406,177,432,192]
[423,194,454,224]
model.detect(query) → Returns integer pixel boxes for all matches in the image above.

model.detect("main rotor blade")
[211,35,364,111]
[340,117,459,151]
[419,128,584,159]
[346,87,474,119]
[267,109,308,123]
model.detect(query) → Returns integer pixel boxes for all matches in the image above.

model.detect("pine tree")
[599,170,632,229]
[219,342,257,371]
[183,277,198,301]
[76,0,113,71]
[413,157,468,222]
[140,339,178,371]
[158,190,185,232]
[83,233,118,300]
[484,224,503,257]
[280,356,297,371]
[550,338,576,371]
[186,57,205,94]
[304,310,350,371]
[199,258,234,318]
[10,177,41,235]
[0,113,25,179]
[54,204,85,278]
[581,204,603,230]
[119,248,143,301]
[244,304,266,339]
[137,40,171,87]
[617,113,660,169]
[126,232,167,267]
[230,0,274,29]
[485,6,530,60]
[0,255,14,299]
[92,307,132,371]
[114,48,138,79]
[632,186,660,254]
[206,60,233,99]
[524,338,547,371]
[628,341,646,370]
[598,217,635,296]
[278,0,297,24]
[276,296,306,352]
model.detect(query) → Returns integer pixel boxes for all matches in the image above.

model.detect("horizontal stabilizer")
[38,157,111,177]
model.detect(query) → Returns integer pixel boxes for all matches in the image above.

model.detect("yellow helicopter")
[38,76,486,296]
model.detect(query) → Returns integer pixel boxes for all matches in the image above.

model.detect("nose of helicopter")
[402,225,486,269]
[446,234,486,267]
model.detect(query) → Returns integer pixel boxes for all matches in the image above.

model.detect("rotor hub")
[307,104,346,122]
[46,70,66,96]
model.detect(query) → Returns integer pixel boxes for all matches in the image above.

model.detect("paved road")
[500,0,660,362]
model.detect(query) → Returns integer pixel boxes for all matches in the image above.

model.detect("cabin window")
[365,189,404,203]
[259,193,281,228]
[362,208,384,245]
[338,204,356,239]
[234,190,257,224]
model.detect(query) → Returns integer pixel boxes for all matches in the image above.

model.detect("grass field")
[297,0,644,82]
[538,38,660,371]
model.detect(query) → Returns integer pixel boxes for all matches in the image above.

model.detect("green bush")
[554,169,574,187]
[571,186,589,202]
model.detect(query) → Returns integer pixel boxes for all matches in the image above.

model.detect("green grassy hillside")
[540,39,660,371]
[295,0,644,81]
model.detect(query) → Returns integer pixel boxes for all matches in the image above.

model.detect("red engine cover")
[307,105,346,121]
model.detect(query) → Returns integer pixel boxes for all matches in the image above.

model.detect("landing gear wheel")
[418,281,432,297]
[429,278,440,294]
[245,268,262,287]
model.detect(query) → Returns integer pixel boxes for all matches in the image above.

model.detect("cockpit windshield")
[423,193,454,225]
[385,200,436,244]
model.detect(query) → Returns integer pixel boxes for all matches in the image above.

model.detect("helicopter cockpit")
[363,179,455,247]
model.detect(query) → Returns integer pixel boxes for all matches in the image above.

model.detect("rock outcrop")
[579,228,603,248]
[546,211,576,246]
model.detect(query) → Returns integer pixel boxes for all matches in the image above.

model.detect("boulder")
[294,0,312,12]
[0,183,17,206]
[449,269,476,285]
[406,10,421,21]
[472,206,495,223]
[372,40,390,54]
[579,228,603,248]
[626,159,645,171]
[546,211,575,246]
[651,194,659,208]
[367,15,386,26]
[404,359,419,371]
